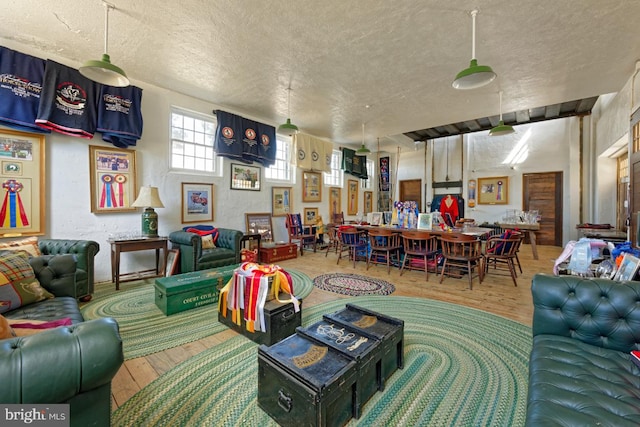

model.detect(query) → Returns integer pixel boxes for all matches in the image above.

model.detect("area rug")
[82,268,313,360]
[313,273,395,296]
[112,296,531,426]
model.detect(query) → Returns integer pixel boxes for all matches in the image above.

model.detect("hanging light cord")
[499,90,504,121]
[287,87,292,118]
[102,1,115,55]
[470,9,478,60]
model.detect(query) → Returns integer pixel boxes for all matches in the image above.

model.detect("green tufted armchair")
[169,228,242,273]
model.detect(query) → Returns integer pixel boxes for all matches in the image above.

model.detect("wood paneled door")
[399,179,422,211]
[523,172,563,246]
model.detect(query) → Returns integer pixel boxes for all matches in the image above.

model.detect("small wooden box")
[260,243,298,263]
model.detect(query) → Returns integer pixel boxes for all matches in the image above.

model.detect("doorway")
[399,179,422,211]
[523,172,563,246]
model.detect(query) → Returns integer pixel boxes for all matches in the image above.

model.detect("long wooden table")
[344,224,494,239]
[498,223,540,260]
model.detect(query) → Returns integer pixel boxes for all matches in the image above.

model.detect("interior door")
[399,179,422,211]
[630,108,640,246]
[523,172,563,246]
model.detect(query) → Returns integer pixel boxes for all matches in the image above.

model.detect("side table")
[109,236,169,290]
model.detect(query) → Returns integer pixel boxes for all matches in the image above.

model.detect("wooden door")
[399,179,422,211]
[523,172,563,246]
[630,108,640,246]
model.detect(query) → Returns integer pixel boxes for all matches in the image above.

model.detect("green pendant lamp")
[356,123,371,154]
[452,9,496,90]
[278,87,298,135]
[79,1,129,87]
[489,91,515,136]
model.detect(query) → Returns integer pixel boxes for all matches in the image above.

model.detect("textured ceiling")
[2,1,640,152]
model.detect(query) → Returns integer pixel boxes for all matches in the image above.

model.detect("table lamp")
[131,186,164,237]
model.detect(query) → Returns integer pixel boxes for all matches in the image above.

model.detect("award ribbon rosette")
[218,262,300,333]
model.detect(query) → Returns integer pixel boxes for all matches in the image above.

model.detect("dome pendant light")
[452,9,496,90]
[79,1,129,87]
[356,123,371,154]
[489,91,515,136]
[278,86,299,135]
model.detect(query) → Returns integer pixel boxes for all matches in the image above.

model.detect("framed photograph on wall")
[302,171,322,202]
[272,187,292,217]
[181,182,214,223]
[304,207,319,225]
[0,129,45,237]
[364,191,373,214]
[89,145,137,213]
[347,179,358,215]
[477,176,509,205]
[245,212,273,242]
[231,163,260,191]
[329,187,341,219]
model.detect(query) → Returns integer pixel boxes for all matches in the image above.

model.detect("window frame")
[324,149,343,188]
[264,135,295,183]
[169,106,222,175]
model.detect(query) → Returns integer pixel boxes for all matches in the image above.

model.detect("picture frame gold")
[329,187,341,220]
[477,176,509,205]
[347,179,358,215]
[245,212,274,242]
[181,182,214,223]
[272,186,292,217]
[0,129,45,236]
[364,191,373,214]
[302,171,322,202]
[304,207,319,225]
[231,163,261,191]
[89,145,137,213]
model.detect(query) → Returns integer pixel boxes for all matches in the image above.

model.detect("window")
[324,150,343,187]
[265,137,294,182]
[361,159,374,189]
[170,107,220,173]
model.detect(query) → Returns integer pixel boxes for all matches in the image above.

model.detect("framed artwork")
[329,187,341,219]
[181,182,214,223]
[89,145,137,214]
[231,163,260,191]
[614,253,640,281]
[477,176,509,205]
[418,213,433,230]
[304,207,319,225]
[370,212,382,226]
[165,249,180,277]
[347,179,358,215]
[468,179,476,208]
[364,191,373,214]
[0,129,45,237]
[302,171,322,202]
[272,187,292,217]
[245,212,274,242]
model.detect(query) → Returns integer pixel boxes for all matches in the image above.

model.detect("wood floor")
[110,242,562,410]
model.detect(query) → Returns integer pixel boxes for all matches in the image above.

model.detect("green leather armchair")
[169,227,242,273]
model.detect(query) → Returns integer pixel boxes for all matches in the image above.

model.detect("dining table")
[498,222,540,260]
[343,223,494,239]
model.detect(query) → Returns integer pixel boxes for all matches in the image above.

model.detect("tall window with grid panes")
[170,107,221,174]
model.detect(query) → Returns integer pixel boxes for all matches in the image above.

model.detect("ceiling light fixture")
[489,91,515,136]
[79,1,129,87]
[452,9,496,90]
[356,123,371,154]
[278,86,298,135]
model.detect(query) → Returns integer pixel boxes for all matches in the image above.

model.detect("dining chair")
[367,228,402,274]
[337,227,368,268]
[332,212,345,225]
[439,233,484,290]
[324,224,340,257]
[400,230,438,281]
[484,231,522,286]
[285,213,317,256]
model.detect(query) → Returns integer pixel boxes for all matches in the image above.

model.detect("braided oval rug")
[313,273,396,296]
[112,296,531,427]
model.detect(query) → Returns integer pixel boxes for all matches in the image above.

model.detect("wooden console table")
[499,223,540,260]
[109,236,169,290]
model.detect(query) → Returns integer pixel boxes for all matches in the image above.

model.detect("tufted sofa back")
[532,273,640,353]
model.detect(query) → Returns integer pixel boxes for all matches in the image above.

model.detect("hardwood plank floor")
[110,243,562,409]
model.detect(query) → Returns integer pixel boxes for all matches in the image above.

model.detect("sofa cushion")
[0,250,53,314]
[0,236,41,257]
[3,296,84,323]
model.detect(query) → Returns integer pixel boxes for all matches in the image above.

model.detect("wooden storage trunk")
[297,319,382,418]
[218,299,302,346]
[260,243,298,263]
[258,333,358,427]
[324,304,404,385]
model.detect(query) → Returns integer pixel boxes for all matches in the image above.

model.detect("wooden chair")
[285,213,317,256]
[367,228,402,274]
[332,212,345,225]
[400,230,438,281]
[484,232,522,286]
[439,233,484,290]
[324,224,340,257]
[336,227,367,268]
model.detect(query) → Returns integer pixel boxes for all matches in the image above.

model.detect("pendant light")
[79,1,129,87]
[452,9,496,90]
[278,86,298,135]
[356,123,371,154]
[489,91,515,136]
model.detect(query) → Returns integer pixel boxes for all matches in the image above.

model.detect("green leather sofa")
[169,227,243,273]
[0,253,123,427]
[526,274,640,426]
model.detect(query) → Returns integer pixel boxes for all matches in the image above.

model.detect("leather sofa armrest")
[169,231,202,250]
[0,317,123,404]
[38,239,100,296]
[216,228,243,263]
[28,254,77,298]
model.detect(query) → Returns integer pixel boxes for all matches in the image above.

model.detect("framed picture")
[231,163,260,191]
[165,249,180,277]
[329,187,341,219]
[364,191,373,214]
[89,145,137,214]
[181,182,214,223]
[371,212,382,226]
[302,171,322,202]
[347,179,358,215]
[614,253,640,281]
[477,176,509,205]
[245,212,273,242]
[0,129,45,237]
[418,213,433,230]
[272,187,292,217]
[304,207,319,225]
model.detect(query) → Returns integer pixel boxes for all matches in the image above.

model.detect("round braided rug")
[313,273,395,296]
[82,268,313,360]
[112,296,531,426]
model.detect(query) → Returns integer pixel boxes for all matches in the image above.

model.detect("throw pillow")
[0,236,41,257]
[201,234,216,249]
[8,317,72,337]
[0,250,53,314]
[186,227,219,246]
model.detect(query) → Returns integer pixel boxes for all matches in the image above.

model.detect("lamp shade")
[452,59,496,90]
[356,144,371,154]
[277,118,299,135]
[79,54,129,87]
[132,186,164,208]
[489,120,515,136]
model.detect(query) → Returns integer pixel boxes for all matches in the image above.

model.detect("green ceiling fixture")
[79,1,129,87]
[356,123,371,154]
[278,87,298,135]
[452,9,496,90]
[489,91,515,136]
